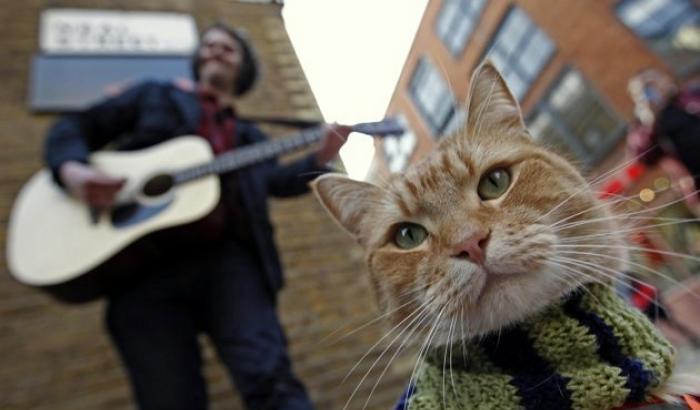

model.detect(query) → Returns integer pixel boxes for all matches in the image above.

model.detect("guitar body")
[6,117,404,303]
[7,136,220,303]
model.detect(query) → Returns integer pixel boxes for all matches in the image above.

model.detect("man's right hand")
[59,161,126,208]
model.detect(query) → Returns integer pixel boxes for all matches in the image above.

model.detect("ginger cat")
[312,61,700,409]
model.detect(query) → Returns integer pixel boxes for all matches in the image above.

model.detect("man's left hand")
[315,124,352,166]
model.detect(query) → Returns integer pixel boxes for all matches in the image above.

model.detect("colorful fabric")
[404,283,675,410]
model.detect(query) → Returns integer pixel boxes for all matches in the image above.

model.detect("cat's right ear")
[311,173,383,244]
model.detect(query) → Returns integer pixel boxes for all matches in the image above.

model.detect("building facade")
[0,1,407,409]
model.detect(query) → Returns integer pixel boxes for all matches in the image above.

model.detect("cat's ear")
[311,174,383,244]
[465,60,526,135]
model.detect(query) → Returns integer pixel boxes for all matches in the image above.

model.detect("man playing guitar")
[44,21,349,410]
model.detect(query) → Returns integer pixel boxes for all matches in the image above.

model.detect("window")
[616,0,700,75]
[383,115,417,173]
[528,69,625,167]
[485,7,555,100]
[435,0,486,56]
[409,57,457,137]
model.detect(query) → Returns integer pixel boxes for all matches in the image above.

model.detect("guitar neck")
[172,118,402,185]
[173,126,325,185]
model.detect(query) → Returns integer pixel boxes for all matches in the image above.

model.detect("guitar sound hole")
[142,174,174,198]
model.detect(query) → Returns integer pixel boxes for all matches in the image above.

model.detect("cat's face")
[312,62,626,342]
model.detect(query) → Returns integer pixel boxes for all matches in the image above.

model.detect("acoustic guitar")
[7,118,403,303]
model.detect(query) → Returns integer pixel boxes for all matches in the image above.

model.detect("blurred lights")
[680,176,695,191]
[639,188,655,202]
[653,177,670,191]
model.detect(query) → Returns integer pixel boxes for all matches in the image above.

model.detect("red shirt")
[193,90,253,245]
[197,91,237,154]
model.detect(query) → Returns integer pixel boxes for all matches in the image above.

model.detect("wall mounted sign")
[30,9,198,112]
[40,9,198,55]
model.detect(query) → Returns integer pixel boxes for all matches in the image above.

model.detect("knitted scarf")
[404,283,675,410]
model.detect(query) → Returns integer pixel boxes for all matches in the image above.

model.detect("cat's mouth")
[472,265,524,304]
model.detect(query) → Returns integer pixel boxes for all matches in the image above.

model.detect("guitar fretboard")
[173,127,325,185]
[172,118,402,185]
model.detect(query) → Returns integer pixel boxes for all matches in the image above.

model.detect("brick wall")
[0,1,408,408]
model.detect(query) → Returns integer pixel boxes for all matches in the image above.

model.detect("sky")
[282,0,429,179]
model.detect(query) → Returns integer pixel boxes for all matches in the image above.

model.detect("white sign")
[40,9,198,55]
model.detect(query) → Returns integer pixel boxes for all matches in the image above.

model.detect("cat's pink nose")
[452,230,490,264]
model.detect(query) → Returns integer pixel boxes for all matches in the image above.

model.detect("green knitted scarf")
[405,283,675,410]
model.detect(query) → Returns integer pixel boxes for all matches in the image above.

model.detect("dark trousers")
[105,241,312,410]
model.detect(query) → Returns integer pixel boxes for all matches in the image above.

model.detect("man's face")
[197,28,243,89]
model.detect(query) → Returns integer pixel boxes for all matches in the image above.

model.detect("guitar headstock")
[352,117,405,138]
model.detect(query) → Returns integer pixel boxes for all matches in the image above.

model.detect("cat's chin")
[451,266,573,339]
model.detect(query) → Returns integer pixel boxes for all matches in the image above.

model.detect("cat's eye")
[477,168,511,200]
[394,223,428,249]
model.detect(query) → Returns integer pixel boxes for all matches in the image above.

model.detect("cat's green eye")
[394,223,428,249]
[477,168,511,200]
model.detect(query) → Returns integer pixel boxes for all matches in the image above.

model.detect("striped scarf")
[404,283,675,410]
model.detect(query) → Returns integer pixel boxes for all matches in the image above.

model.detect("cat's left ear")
[311,173,384,246]
[465,60,527,135]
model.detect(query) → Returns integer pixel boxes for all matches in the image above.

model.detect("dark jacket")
[44,80,328,297]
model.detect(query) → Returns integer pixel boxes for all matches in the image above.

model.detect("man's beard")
[201,65,236,93]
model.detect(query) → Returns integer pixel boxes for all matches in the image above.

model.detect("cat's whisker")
[360,306,428,410]
[554,249,700,300]
[555,248,700,306]
[443,313,459,407]
[449,323,460,404]
[556,217,700,240]
[551,256,662,308]
[404,304,449,410]
[556,222,692,245]
[587,145,668,189]
[554,259,668,317]
[550,184,689,229]
[459,303,469,369]
[546,259,609,305]
[401,307,446,410]
[555,243,700,265]
[555,211,700,231]
[319,298,417,347]
[547,188,655,230]
[342,297,437,410]
[536,158,660,227]
[536,177,620,226]
[341,296,432,385]
[552,256,631,291]
[440,315,450,409]
[536,144,685,226]
[553,205,700,234]
[551,186,700,232]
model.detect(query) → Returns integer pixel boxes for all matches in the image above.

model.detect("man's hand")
[315,124,352,166]
[59,161,126,208]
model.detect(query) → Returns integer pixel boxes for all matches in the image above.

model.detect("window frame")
[615,0,700,76]
[434,0,486,57]
[527,66,626,167]
[481,6,556,101]
[408,56,457,137]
